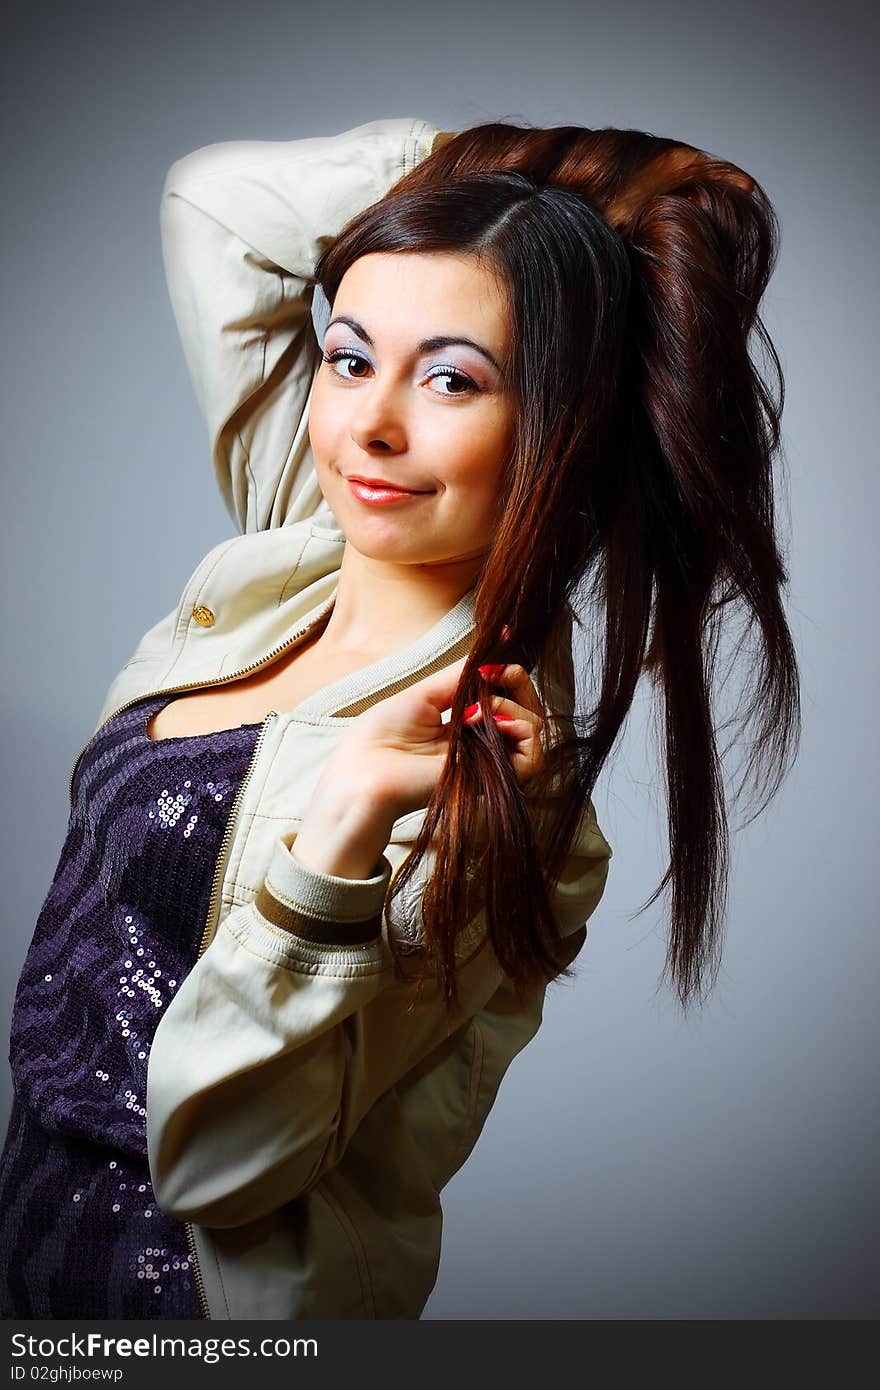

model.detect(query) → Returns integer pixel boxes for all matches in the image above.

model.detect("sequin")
[0,690,263,1318]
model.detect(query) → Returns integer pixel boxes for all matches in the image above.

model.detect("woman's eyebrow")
[326,315,501,370]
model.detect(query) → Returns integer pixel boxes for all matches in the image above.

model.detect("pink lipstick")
[347,478,433,505]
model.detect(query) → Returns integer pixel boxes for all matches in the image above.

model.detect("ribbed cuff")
[253,830,392,946]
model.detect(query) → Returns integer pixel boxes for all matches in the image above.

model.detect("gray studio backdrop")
[1,0,876,1320]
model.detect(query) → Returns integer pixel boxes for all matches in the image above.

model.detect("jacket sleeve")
[145,805,612,1229]
[160,117,439,534]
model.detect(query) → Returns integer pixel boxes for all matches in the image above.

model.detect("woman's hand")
[320,656,547,824]
[290,655,546,881]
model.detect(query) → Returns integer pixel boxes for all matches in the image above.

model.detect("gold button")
[192,605,215,628]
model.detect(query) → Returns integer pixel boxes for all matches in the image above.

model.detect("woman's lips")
[346,478,433,505]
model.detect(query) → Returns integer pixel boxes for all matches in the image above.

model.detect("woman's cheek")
[306,377,339,461]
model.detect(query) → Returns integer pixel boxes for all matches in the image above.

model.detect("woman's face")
[309,251,515,573]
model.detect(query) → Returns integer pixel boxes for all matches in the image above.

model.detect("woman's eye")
[322,349,370,380]
[423,366,478,396]
[322,350,478,396]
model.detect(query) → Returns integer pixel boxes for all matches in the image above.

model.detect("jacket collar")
[171,520,479,724]
[297,584,478,719]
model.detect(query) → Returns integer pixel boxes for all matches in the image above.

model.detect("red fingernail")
[463,702,480,720]
[478,664,506,678]
[493,713,515,722]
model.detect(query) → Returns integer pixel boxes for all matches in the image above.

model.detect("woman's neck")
[316,541,482,660]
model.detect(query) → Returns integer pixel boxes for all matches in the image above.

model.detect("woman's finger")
[403,654,544,726]
[463,694,542,730]
[477,662,544,719]
[402,654,471,714]
[462,694,546,782]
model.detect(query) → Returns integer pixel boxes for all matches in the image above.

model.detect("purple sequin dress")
[0,692,264,1319]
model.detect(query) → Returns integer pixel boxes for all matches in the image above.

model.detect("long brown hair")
[314,121,800,1018]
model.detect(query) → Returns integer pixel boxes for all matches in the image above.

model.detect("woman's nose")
[348,382,408,453]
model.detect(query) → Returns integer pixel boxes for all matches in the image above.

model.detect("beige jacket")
[71,117,613,1320]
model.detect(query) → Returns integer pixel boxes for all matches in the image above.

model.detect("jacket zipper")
[186,705,278,1320]
[67,600,336,806]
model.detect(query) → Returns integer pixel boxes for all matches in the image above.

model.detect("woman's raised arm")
[160,117,440,534]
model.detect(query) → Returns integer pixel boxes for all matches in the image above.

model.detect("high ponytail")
[314,121,801,1016]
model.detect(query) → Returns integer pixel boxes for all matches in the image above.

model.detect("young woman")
[0,115,799,1320]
